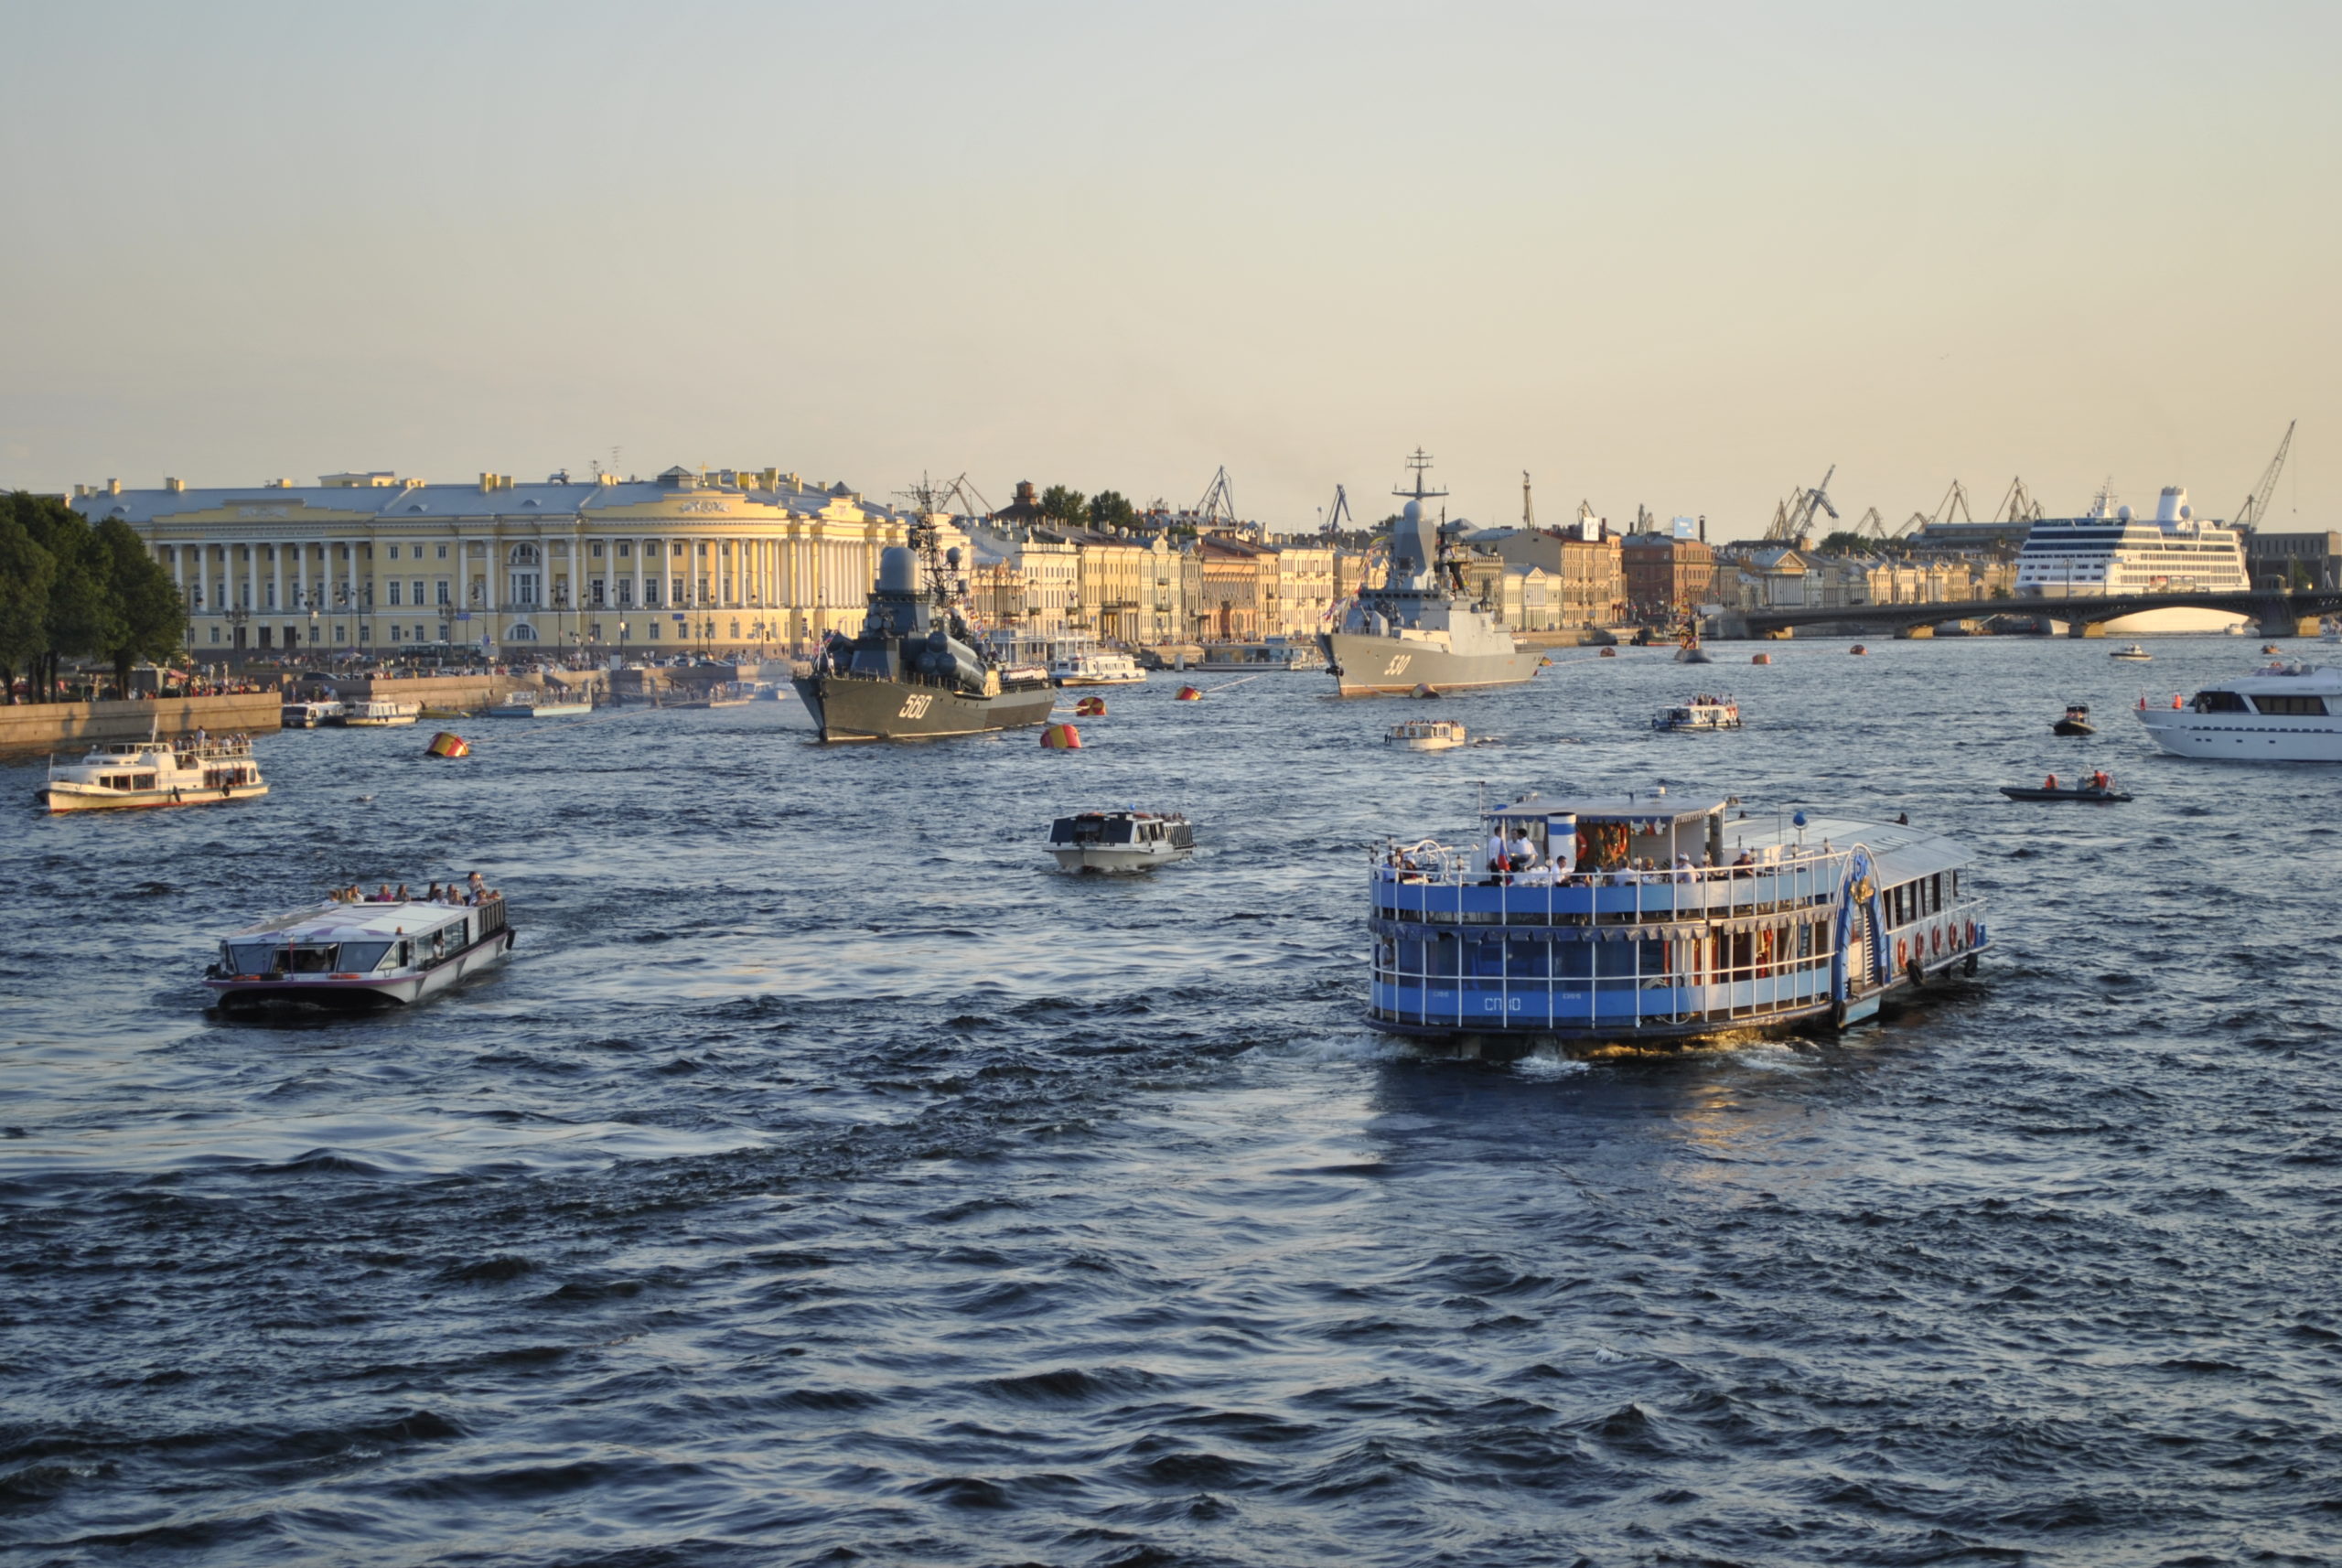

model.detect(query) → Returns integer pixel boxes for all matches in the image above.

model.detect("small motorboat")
[1047,810,1195,873]
[1675,639,1714,665]
[1654,697,1740,732]
[485,690,592,718]
[2052,703,2095,736]
[2000,774,2132,803]
[2110,643,2153,661]
[1388,718,1466,752]
[2261,643,2283,654]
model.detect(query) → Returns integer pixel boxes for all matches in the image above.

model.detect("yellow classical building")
[70,466,914,657]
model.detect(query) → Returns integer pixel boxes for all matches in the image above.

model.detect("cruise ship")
[2014,484,2251,634]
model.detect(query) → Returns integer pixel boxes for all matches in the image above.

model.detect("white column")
[195,542,209,623]
[271,543,285,628]
[295,542,308,620]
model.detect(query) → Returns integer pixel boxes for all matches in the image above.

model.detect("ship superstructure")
[1319,451,1544,696]
[2015,484,2251,633]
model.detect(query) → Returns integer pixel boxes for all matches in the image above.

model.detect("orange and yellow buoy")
[1752,653,1773,665]
[425,732,469,758]
[1074,695,1107,716]
[1598,647,1617,659]
[1850,644,1869,656]
[1175,685,1204,702]
[1040,723,1082,749]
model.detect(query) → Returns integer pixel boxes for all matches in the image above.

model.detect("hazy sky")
[4,1,2336,536]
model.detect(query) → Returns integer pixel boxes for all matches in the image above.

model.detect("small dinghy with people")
[204,877,515,1009]
[1047,810,1195,874]
[2000,769,2131,803]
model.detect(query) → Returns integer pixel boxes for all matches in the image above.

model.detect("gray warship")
[793,529,1057,742]
[1319,450,1546,696]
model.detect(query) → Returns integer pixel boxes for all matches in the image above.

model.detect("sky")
[3,1,2337,537]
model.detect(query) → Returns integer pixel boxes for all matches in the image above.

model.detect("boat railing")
[1374,843,1852,927]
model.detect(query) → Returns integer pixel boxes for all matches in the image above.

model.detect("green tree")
[5,493,124,700]
[96,516,185,693]
[1088,489,1136,532]
[1816,530,1875,557]
[1039,484,1089,528]
[0,503,58,703]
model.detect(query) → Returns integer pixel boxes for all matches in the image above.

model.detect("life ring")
[1964,919,1975,948]
[1932,925,1944,955]
[1895,937,1908,971]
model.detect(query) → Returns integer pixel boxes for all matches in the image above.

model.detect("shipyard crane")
[1855,505,1889,540]
[1320,484,1355,536]
[1196,467,1241,531]
[1991,477,2043,526]
[1764,464,1839,542]
[924,472,993,519]
[2235,420,2296,531]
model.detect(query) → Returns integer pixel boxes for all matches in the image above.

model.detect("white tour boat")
[2110,643,2152,662]
[1388,718,1468,752]
[338,699,421,727]
[485,690,592,718]
[1048,641,1148,687]
[38,735,266,813]
[280,699,345,728]
[1370,792,1986,1048]
[205,886,515,1009]
[1654,697,1741,731]
[2136,660,2342,762]
[1047,810,1196,873]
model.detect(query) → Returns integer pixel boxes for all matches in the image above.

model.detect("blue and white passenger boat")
[1369,791,1986,1047]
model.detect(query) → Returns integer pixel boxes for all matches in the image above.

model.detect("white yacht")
[2014,484,2251,633]
[1047,810,1195,873]
[338,699,421,728]
[1654,698,1741,732]
[2136,661,2342,761]
[38,735,265,813]
[1048,641,1147,686]
[1388,718,1468,751]
[206,888,514,1009]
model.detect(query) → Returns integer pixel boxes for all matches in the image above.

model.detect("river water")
[3,636,2338,1567]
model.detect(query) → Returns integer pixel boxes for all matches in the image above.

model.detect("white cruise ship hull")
[1320,633,1543,696]
[2137,706,2342,762]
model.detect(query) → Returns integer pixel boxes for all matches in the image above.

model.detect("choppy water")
[4,636,2340,1567]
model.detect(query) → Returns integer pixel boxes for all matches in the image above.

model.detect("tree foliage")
[1038,484,1090,528]
[1087,490,1136,533]
[0,491,184,701]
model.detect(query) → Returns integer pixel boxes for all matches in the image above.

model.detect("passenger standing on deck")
[1510,832,1538,872]
[1486,830,1508,875]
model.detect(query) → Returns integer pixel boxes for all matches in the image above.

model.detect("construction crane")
[2235,420,2296,531]
[1764,464,1839,542]
[1991,477,2043,526]
[1930,478,1973,526]
[1854,506,1888,540]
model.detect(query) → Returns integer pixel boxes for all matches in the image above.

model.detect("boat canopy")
[1484,794,1727,828]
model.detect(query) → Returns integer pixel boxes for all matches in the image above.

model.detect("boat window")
[134,774,156,790]
[1469,940,1505,977]
[223,941,276,975]
[1505,939,1548,978]
[2192,690,2250,713]
[2251,693,2328,716]
[1103,818,1135,843]
[338,940,393,972]
[289,945,338,972]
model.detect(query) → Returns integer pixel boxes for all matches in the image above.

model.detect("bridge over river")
[1717,589,2342,639]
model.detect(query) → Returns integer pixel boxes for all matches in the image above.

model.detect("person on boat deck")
[1509,832,1538,871]
[2044,772,2058,789]
[467,871,488,901]
[393,884,410,902]
[2090,769,2111,790]
[1733,849,1755,868]
[1485,831,1508,874]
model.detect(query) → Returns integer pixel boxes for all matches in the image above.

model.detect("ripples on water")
[3,638,2338,1566]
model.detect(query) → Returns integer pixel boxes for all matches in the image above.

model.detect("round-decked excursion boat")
[1370,792,1986,1048]
[205,890,514,1009]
